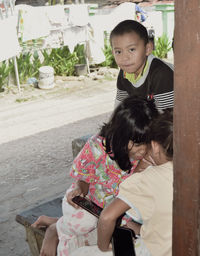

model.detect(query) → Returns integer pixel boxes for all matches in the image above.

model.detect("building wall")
[144,7,174,41]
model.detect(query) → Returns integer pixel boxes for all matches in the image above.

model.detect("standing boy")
[110,20,174,110]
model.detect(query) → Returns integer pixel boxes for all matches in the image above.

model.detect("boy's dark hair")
[99,96,158,171]
[148,109,173,160]
[110,19,149,46]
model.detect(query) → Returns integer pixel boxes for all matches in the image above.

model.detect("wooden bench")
[16,197,63,256]
[15,135,91,256]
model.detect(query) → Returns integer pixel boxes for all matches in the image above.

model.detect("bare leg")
[40,223,59,256]
[31,215,58,229]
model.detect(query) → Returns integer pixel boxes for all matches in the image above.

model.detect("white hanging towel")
[19,5,51,42]
[107,2,137,31]
[86,25,105,65]
[68,4,89,26]
[63,25,87,53]
[45,5,66,25]
[0,16,21,62]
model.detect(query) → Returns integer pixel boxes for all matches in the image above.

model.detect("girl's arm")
[97,198,130,251]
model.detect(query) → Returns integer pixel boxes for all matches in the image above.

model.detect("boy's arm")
[97,198,130,251]
[151,62,174,110]
[115,70,129,108]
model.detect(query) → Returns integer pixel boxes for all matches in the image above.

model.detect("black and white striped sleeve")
[115,88,129,107]
[151,64,174,110]
[115,69,129,107]
[154,91,174,110]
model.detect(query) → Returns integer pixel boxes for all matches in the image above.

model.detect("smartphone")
[72,196,103,218]
[112,226,136,256]
[72,196,124,223]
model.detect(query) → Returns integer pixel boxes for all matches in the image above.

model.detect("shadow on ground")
[0,112,111,256]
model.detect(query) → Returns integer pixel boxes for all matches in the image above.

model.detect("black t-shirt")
[116,55,174,110]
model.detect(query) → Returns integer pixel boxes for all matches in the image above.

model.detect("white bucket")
[38,66,55,89]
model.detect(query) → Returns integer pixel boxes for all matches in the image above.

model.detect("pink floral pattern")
[70,135,138,208]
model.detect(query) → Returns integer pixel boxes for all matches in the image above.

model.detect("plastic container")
[38,66,55,89]
[74,64,87,76]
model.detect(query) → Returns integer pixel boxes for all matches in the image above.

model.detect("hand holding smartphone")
[72,195,103,218]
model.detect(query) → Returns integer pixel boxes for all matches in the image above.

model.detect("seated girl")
[32,96,158,256]
[97,110,173,256]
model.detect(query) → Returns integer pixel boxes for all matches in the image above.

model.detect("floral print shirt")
[70,135,138,208]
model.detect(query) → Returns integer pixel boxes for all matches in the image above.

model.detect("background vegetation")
[0,34,172,92]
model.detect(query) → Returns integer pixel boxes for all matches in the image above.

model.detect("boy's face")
[111,31,151,76]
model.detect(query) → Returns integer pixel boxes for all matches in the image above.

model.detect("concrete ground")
[0,75,116,256]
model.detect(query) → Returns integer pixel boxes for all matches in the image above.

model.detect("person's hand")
[66,187,83,208]
[39,223,58,256]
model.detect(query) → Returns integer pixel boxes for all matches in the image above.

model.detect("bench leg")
[25,227,44,256]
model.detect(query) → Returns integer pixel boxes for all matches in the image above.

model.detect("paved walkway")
[0,78,116,144]
[0,78,116,256]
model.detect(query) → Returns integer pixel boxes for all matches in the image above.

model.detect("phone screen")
[72,196,103,218]
[112,226,136,256]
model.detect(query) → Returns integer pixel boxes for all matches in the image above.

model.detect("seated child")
[97,109,173,256]
[110,19,174,110]
[32,96,158,256]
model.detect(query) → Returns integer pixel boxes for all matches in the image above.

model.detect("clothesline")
[0,2,146,65]
[15,4,105,64]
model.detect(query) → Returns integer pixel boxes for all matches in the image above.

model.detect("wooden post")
[173,0,200,255]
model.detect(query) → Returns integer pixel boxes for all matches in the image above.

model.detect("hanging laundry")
[105,2,147,31]
[63,25,87,53]
[45,5,66,26]
[16,5,51,42]
[68,4,89,26]
[0,16,21,62]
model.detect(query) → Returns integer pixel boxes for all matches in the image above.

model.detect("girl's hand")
[135,152,156,172]
[66,187,83,208]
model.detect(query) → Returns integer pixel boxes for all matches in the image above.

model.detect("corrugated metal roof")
[101,0,174,8]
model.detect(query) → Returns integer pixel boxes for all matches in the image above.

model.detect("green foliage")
[42,46,79,76]
[14,50,42,82]
[74,44,86,64]
[100,35,117,68]
[12,51,42,83]
[16,52,32,83]
[0,61,11,92]
[0,44,87,92]
[101,43,117,68]
[32,51,42,77]
[153,34,172,59]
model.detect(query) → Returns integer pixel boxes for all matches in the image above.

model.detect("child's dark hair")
[148,109,173,160]
[99,96,158,171]
[110,19,149,46]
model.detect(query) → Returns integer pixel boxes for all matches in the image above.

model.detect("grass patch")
[104,74,115,81]
[15,96,38,103]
